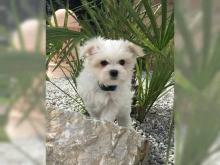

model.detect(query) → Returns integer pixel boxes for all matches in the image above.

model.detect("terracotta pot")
[47,62,72,79]
[48,9,81,79]
[11,19,46,54]
[50,9,81,31]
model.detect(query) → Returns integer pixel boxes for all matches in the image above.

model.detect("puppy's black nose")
[110,70,118,77]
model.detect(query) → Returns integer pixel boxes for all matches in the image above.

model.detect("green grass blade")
[162,11,174,48]
[141,0,160,44]
[160,0,167,47]
[49,0,58,27]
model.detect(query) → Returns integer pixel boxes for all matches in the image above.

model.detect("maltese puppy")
[77,37,144,127]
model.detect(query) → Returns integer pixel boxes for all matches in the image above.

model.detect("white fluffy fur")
[77,37,144,127]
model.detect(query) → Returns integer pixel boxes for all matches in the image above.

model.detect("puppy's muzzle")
[110,69,118,79]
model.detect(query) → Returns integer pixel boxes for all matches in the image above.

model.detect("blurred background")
[175,0,220,164]
[0,0,45,164]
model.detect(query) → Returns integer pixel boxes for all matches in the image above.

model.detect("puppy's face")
[81,37,144,86]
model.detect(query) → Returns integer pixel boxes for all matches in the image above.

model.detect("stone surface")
[46,78,175,164]
[46,108,149,165]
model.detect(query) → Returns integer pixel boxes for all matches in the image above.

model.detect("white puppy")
[77,37,144,127]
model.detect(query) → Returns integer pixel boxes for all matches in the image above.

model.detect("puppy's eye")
[100,60,109,66]
[119,59,125,65]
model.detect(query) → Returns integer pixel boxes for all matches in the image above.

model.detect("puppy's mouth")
[111,77,118,80]
[98,83,117,91]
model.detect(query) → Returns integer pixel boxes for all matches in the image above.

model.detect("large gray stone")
[46,109,149,165]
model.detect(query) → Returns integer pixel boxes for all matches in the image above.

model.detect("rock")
[46,108,149,165]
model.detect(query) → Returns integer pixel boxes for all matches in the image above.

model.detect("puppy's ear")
[127,42,145,57]
[80,37,103,57]
[80,44,98,57]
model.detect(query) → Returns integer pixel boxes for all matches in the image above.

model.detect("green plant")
[134,42,174,122]
[46,0,174,122]
[175,0,220,164]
